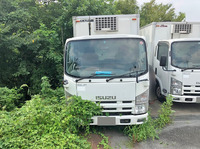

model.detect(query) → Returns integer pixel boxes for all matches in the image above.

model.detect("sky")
[137,0,200,22]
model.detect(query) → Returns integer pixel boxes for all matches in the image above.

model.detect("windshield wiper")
[75,74,97,82]
[106,69,146,82]
[75,71,113,82]
[181,66,200,71]
[181,68,192,71]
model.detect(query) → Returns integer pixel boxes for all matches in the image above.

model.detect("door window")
[157,42,169,61]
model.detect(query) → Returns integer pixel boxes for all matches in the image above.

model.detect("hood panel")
[77,82,136,100]
[183,72,200,85]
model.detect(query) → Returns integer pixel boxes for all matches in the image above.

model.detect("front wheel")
[155,84,166,102]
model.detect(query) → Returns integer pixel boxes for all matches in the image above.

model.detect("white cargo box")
[73,14,140,37]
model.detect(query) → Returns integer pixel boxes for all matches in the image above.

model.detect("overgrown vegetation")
[0,76,174,148]
[124,95,174,142]
[0,87,23,111]
[0,77,102,149]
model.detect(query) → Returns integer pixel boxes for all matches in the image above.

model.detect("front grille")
[96,101,116,104]
[103,108,116,110]
[93,99,134,115]
[122,107,132,110]
[102,112,132,116]
[122,101,132,103]
[183,85,200,96]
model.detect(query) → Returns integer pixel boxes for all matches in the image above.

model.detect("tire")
[155,84,166,102]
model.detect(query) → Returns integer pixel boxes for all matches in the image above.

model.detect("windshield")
[171,41,200,69]
[65,38,147,78]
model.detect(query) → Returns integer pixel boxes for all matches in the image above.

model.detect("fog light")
[137,118,146,123]
[120,119,131,123]
[185,98,193,101]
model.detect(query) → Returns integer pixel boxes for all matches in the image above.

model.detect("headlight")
[135,89,149,104]
[134,90,149,114]
[171,78,182,95]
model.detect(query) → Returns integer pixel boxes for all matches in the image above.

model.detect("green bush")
[40,76,65,102]
[0,94,103,148]
[0,77,103,148]
[0,87,22,111]
[66,96,103,134]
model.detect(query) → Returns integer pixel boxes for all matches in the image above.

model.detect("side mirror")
[160,56,167,66]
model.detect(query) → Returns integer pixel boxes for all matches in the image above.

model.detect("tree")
[0,0,35,88]
[115,0,139,14]
[0,0,63,92]
[0,0,117,93]
[140,0,185,27]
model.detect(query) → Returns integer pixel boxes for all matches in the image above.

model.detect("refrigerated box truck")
[63,14,150,125]
[140,22,200,103]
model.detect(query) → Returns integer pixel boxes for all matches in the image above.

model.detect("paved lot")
[150,99,200,117]
[137,120,200,149]
[136,100,200,149]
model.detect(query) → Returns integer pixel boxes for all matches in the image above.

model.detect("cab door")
[154,42,170,96]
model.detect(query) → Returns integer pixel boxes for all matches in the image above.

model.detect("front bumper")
[172,95,200,103]
[90,113,148,126]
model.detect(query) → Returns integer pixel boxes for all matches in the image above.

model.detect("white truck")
[140,22,200,103]
[63,14,149,125]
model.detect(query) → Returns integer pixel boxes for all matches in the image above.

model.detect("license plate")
[97,117,116,126]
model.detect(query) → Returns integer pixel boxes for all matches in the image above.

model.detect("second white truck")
[141,22,200,103]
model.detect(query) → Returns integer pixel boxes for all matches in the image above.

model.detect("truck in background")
[140,22,200,103]
[63,14,150,125]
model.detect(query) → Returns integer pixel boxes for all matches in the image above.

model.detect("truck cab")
[64,34,149,125]
[154,38,200,103]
